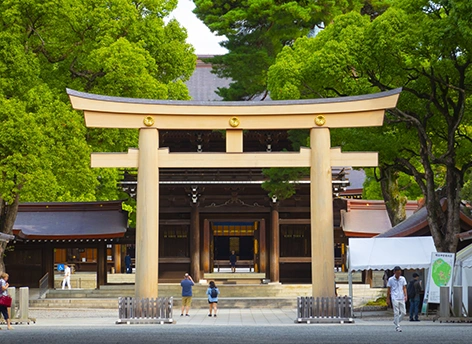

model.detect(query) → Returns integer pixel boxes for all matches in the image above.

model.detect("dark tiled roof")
[13,201,127,240]
[341,200,419,237]
[186,60,230,101]
[377,200,472,238]
[376,206,429,238]
[67,84,401,106]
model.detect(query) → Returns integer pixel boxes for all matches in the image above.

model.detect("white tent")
[348,237,437,271]
[347,237,437,301]
[453,245,472,314]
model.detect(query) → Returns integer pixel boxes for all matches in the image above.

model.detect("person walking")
[62,264,71,290]
[0,273,13,330]
[180,273,195,316]
[386,266,407,332]
[408,272,422,321]
[206,281,220,317]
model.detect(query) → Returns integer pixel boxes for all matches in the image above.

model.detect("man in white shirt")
[386,266,407,332]
[62,264,71,290]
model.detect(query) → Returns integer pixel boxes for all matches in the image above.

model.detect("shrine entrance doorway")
[211,221,259,273]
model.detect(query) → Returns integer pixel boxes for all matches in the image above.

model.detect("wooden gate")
[117,297,174,324]
[296,296,354,323]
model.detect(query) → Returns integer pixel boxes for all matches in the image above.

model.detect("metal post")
[19,287,29,320]
[7,287,16,319]
[439,286,450,318]
[452,286,462,317]
[348,271,353,317]
[468,286,472,317]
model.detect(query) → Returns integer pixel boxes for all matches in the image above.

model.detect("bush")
[365,296,387,307]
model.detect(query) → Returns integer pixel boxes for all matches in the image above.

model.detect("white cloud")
[170,0,228,55]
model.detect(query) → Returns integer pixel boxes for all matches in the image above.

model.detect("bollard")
[468,286,472,317]
[439,286,450,318]
[7,287,16,319]
[452,286,462,317]
[19,287,29,320]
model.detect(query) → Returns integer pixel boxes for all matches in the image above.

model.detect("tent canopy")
[455,244,472,268]
[348,237,436,271]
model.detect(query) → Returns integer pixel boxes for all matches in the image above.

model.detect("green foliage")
[0,0,195,199]
[268,0,472,251]
[462,171,472,204]
[0,0,196,257]
[262,167,308,200]
[194,0,362,100]
[122,198,137,229]
[365,296,387,307]
[362,168,422,201]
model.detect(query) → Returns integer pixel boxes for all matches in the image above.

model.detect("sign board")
[426,252,455,304]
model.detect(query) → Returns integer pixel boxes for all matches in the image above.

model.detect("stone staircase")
[32,274,386,309]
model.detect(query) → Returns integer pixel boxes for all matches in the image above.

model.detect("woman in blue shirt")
[206,281,220,317]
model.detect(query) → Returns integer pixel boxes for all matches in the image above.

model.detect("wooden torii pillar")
[68,88,401,299]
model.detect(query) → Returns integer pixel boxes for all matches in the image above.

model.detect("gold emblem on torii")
[315,115,326,126]
[229,117,240,128]
[143,116,155,127]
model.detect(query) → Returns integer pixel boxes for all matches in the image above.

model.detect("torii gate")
[67,88,401,299]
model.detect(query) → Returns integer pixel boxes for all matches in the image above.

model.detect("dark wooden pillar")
[270,203,280,282]
[190,204,201,281]
[43,243,55,288]
[97,242,107,289]
[202,219,210,273]
[114,244,122,274]
[259,219,267,273]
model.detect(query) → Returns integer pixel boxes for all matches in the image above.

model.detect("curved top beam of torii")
[67,88,401,130]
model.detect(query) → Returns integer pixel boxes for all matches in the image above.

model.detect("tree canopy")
[0,0,196,272]
[193,0,359,100]
[268,0,472,252]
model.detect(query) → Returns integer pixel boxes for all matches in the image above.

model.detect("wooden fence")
[296,296,354,323]
[116,297,174,324]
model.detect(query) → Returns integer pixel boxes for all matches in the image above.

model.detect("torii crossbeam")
[68,88,401,299]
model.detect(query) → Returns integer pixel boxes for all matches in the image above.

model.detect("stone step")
[44,284,386,306]
[53,272,269,288]
[30,297,298,309]
[46,284,314,298]
[203,273,266,285]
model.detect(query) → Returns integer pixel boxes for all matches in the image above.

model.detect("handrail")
[38,272,49,299]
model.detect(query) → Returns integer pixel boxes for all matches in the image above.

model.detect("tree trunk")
[420,155,463,253]
[0,193,20,274]
[380,167,407,227]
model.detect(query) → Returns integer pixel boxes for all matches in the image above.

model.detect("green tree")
[193,0,360,100]
[268,0,472,252]
[0,0,196,272]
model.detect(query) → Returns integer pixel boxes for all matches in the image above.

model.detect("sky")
[169,0,228,55]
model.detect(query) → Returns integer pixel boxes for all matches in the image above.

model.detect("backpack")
[210,287,218,298]
[407,280,416,299]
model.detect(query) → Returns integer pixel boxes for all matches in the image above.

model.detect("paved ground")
[1,308,471,344]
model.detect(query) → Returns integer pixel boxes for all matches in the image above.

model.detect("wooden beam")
[91,149,138,168]
[91,147,377,169]
[68,88,401,130]
[330,147,378,167]
[158,148,312,168]
[82,110,387,130]
[226,129,243,153]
